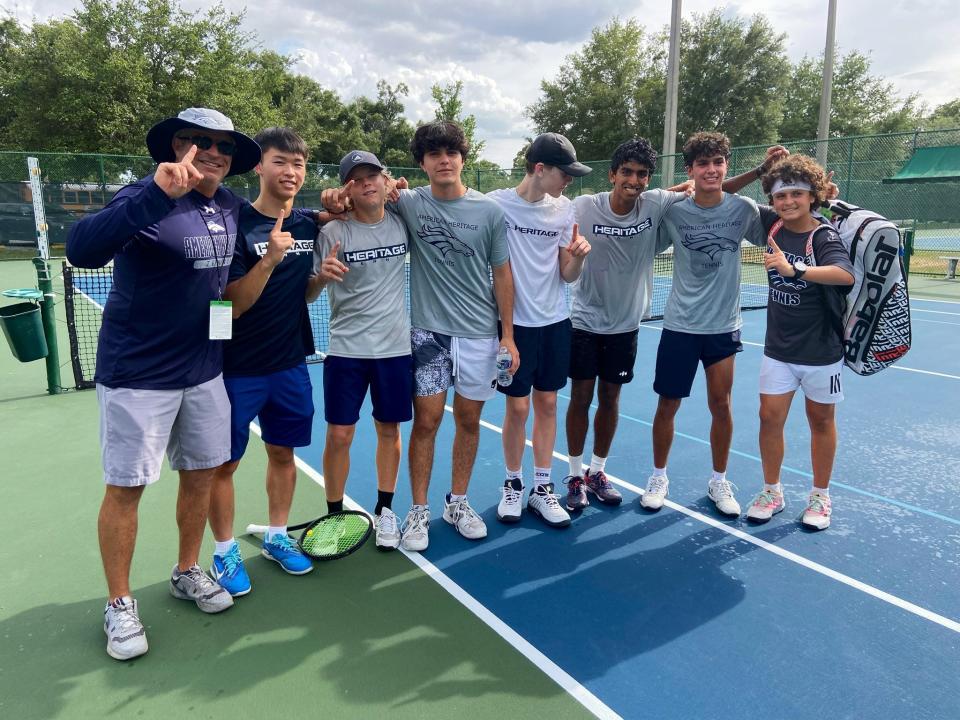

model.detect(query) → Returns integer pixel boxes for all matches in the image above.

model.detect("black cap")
[339,150,385,183]
[525,133,592,177]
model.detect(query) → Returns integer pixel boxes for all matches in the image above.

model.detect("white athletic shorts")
[97,374,231,486]
[411,327,498,402]
[759,355,844,404]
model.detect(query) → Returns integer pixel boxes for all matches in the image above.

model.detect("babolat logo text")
[344,243,407,263]
[844,230,898,363]
[511,224,559,237]
[592,218,653,237]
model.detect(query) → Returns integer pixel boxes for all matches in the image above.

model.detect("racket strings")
[300,514,370,557]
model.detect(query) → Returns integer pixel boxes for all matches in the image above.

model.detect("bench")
[939,256,960,279]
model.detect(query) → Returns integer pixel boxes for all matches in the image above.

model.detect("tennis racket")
[246,510,373,561]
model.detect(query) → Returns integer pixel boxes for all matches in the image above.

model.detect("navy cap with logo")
[339,150,385,183]
[525,133,592,177]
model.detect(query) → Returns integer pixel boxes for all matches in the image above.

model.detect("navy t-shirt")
[223,204,317,376]
[66,175,241,389]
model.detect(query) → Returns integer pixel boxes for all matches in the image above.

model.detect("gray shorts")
[97,374,231,486]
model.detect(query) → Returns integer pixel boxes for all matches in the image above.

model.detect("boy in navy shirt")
[66,108,261,660]
[206,128,319,594]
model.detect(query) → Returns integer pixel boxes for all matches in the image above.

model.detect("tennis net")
[61,249,768,389]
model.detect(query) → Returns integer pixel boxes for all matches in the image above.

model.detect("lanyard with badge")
[201,202,233,340]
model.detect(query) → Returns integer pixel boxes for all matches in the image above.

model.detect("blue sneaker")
[262,533,313,575]
[210,542,251,597]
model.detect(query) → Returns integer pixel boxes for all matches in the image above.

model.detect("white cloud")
[6,0,958,165]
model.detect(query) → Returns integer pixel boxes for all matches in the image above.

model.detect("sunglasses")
[175,134,236,156]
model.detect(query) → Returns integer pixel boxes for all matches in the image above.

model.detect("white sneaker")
[497,480,524,523]
[442,496,488,540]
[400,507,431,552]
[527,484,571,527]
[375,507,401,550]
[708,478,741,516]
[640,475,670,510]
[103,597,148,660]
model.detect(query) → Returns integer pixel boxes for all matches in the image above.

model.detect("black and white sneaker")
[497,478,524,523]
[527,483,571,528]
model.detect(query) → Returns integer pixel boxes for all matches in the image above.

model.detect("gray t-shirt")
[763,219,854,365]
[658,193,765,334]
[314,212,410,359]
[393,186,508,338]
[571,189,684,334]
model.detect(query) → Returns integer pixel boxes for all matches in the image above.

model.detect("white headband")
[771,178,812,195]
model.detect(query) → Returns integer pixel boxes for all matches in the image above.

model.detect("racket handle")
[245,523,269,535]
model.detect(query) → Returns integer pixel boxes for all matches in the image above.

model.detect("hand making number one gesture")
[318,241,347,283]
[263,212,295,270]
[155,144,205,199]
[565,223,591,258]
[319,180,355,215]
[764,237,794,277]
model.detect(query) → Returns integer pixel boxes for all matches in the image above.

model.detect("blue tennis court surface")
[290,298,959,720]
[71,271,959,718]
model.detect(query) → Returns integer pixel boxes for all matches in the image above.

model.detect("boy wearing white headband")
[747,154,854,530]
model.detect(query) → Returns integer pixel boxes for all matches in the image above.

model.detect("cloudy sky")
[8,0,958,165]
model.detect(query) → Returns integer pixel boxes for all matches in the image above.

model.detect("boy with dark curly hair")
[641,131,786,517]
[746,154,853,530]
[563,134,782,513]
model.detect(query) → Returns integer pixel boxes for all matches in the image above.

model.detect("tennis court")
[1,259,958,719]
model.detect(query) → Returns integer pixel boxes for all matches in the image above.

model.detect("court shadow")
[419,505,802,683]
[0,545,586,719]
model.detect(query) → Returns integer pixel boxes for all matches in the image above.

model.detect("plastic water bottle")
[496,346,513,387]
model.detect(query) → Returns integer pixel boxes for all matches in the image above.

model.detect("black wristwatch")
[791,259,808,279]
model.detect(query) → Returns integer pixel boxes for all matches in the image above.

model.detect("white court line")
[912,308,960,316]
[912,297,960,306]
[641,324,960,379]
[465,411,960,636]
[914,318,960,327]
[248,422,621,720]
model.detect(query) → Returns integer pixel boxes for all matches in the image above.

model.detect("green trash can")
[0,300,48,362]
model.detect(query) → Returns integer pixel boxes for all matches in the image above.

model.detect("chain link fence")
[2,128,959,275]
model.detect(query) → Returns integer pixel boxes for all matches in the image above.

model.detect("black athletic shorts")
[498,319,571,397]
[653,328,743,399]
[568,327,639,385]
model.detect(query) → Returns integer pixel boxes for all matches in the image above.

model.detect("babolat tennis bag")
[825,200,911,375]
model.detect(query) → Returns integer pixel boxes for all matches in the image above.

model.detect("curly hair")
[682,131,731,167]
[410,121,470,164]
[610,138,657,173]
[761,154,829,206]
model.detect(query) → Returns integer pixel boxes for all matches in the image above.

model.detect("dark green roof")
[884,145,960,183]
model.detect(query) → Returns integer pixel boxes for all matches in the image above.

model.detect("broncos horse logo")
[680,232,739,261]
[417,224,475,258]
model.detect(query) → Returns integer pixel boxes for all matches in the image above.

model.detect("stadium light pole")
[662,0,682,186]
[816,0,838,165]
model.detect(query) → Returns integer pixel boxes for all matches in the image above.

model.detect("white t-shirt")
[486,187,574,327]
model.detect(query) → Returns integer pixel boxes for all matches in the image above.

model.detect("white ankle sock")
[811,487,829,497]
[711,470,726,483]
[568,455,583,477]
[764,483,782,495]
[652,467,667,478]
[214,538,236,555]
[267,526,286,541]
[534,466,551,487]
[589,454,607,475]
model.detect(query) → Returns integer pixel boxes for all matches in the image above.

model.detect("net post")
[32,257,62,394]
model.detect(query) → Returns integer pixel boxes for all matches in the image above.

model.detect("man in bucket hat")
[67,107,260,660]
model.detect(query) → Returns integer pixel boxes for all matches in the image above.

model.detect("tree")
[430,80,485,165]
[779,50,921,140]
[526,12,788,161]
[922,99,960,131]
[350,81,416,166]
[674,9,787,147]
[526,18,663,162]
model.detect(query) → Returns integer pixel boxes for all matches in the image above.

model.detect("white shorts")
[759,355,844,404]
[411,328,498,402]
[97,374,232,486]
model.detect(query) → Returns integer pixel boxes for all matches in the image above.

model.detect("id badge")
[209,301,233,340]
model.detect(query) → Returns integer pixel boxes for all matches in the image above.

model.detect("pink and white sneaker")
[801,492,832,530]
[745,489,785,523]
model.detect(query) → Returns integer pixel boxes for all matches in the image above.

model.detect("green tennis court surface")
[0,260,590,720]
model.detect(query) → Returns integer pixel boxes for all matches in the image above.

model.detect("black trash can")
[0,301,48,362]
